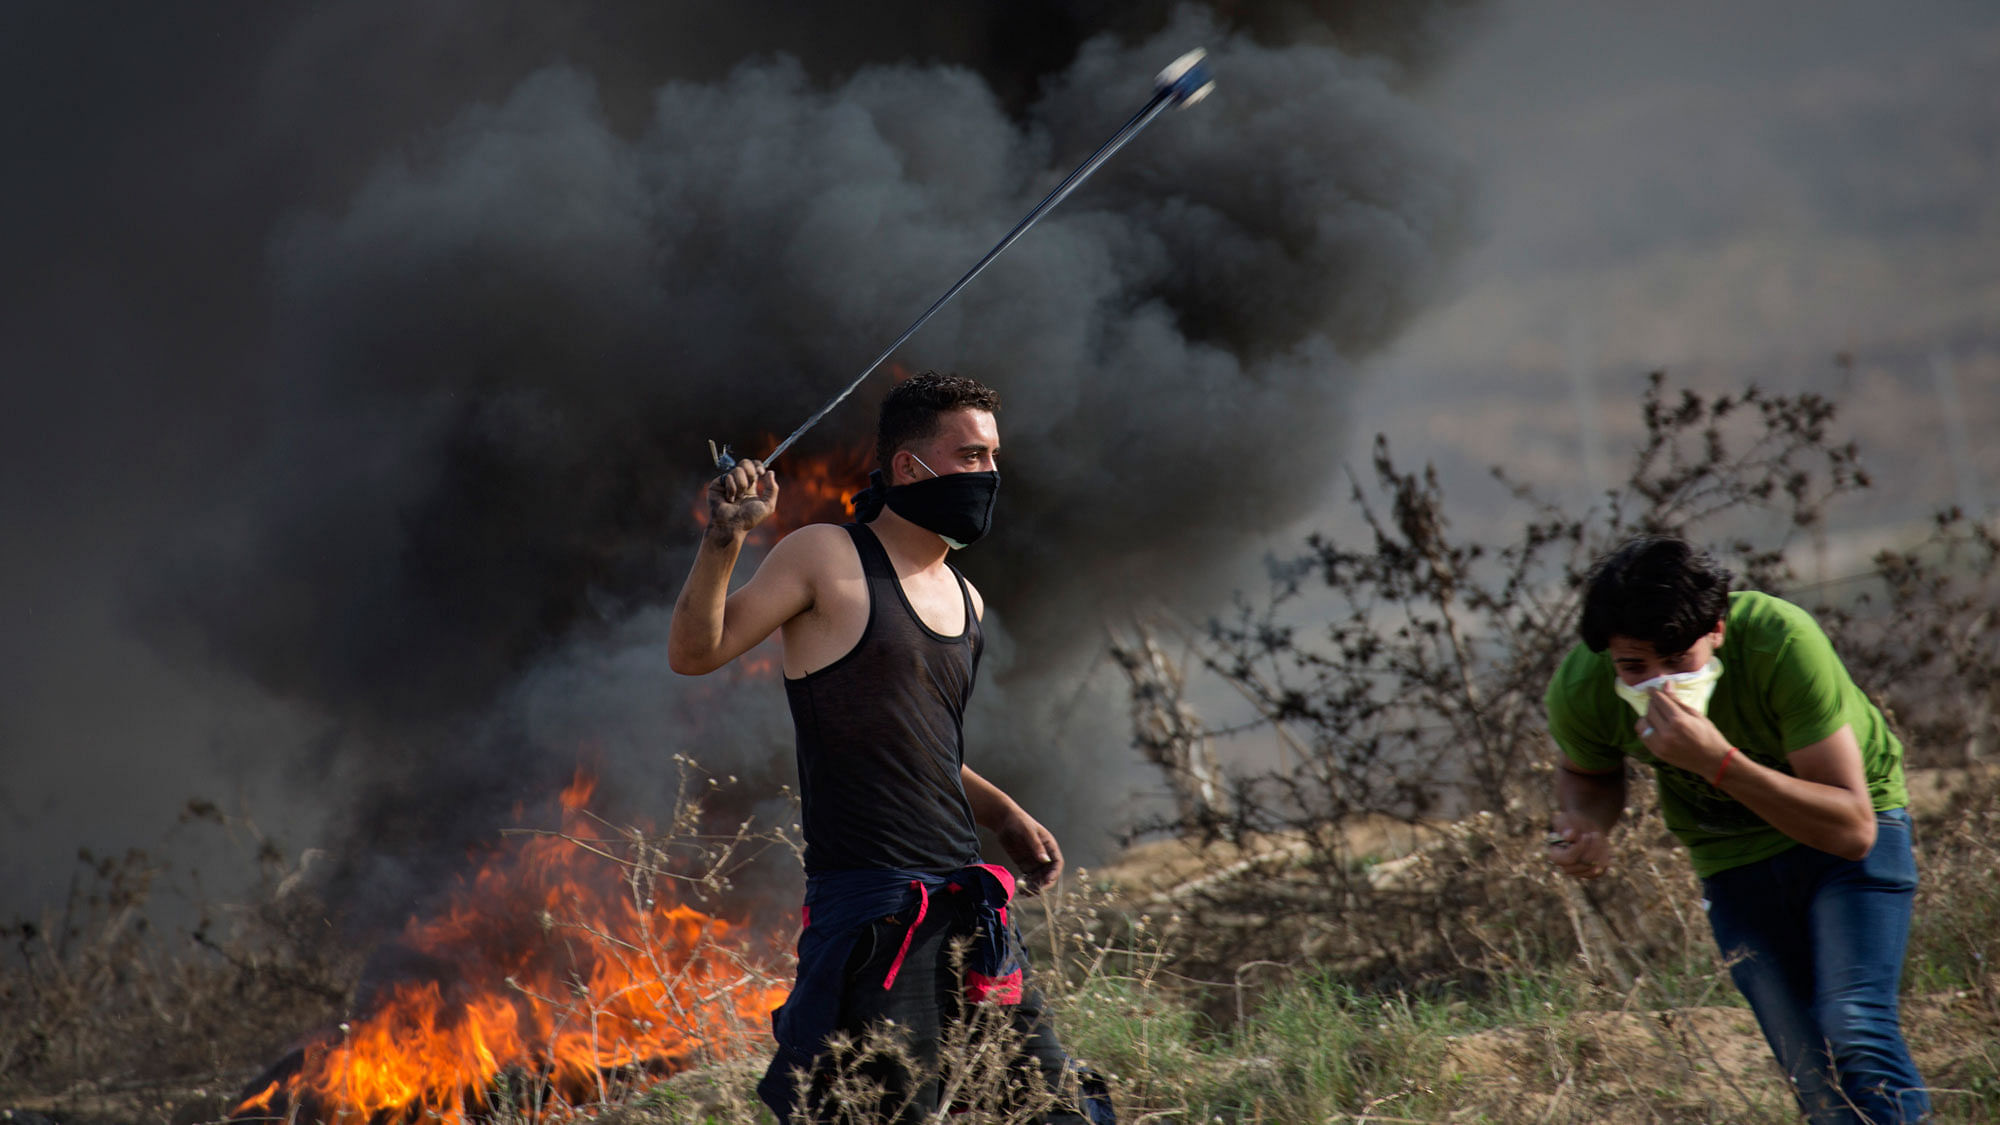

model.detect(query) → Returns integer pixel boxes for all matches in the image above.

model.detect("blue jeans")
[1702,808,1929,1124]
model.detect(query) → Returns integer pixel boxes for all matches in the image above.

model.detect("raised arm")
[962,766,1062,893]
[668,459,815,675]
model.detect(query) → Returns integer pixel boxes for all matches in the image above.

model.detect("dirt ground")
[1435,993,1988,1124]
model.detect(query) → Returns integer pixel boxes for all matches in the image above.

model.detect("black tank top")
[785,523,984,874]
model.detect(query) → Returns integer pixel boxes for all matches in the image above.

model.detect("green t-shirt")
[1544,590,1908,878]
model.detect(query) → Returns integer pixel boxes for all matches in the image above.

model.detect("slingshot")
[710,48,1215,472]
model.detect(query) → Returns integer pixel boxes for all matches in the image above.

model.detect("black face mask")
[853,465,1000,549]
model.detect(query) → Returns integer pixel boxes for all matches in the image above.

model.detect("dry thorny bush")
[1123,371,1997,993]
[0,802,359,1116]
[7,371,1997,1124]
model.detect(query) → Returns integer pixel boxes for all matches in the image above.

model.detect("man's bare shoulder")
[763,522,860,579]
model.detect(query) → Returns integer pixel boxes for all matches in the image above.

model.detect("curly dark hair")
[875,371,1001,469]
[1578,536,1734,654]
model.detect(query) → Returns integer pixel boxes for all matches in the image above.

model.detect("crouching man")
[1545,536,1928,1124]
[668,372,1110,1124]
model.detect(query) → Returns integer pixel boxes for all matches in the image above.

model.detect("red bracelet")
[1711,747,1739,786]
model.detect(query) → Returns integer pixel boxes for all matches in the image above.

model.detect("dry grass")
[1018,763,1999,1125]
[7,377,1995,1123]
[2,768,1996,1124]
[0,825,358,1125]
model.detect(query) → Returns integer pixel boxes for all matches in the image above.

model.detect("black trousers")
[806,902,1091,1125]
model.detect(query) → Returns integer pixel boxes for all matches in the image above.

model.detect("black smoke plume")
[4,1,1476,928]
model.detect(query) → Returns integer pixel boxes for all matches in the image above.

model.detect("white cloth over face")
[1613,659,1723,718]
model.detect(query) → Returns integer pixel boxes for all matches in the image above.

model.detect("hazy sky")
[1349,0,1999,531]
[3,0,1995,922]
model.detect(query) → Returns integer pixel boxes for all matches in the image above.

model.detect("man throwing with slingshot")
[668,373,1108,1124]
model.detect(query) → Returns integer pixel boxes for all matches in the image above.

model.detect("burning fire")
[734,648,781,679]
[693,437,876,543]
[232,772,788,1124]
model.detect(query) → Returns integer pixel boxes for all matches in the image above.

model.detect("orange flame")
[233,771,788,1124]
[694,437,875,544]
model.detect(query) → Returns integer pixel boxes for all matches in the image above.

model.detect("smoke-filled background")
[4,0,1996,928]
[0,0,1483,927]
